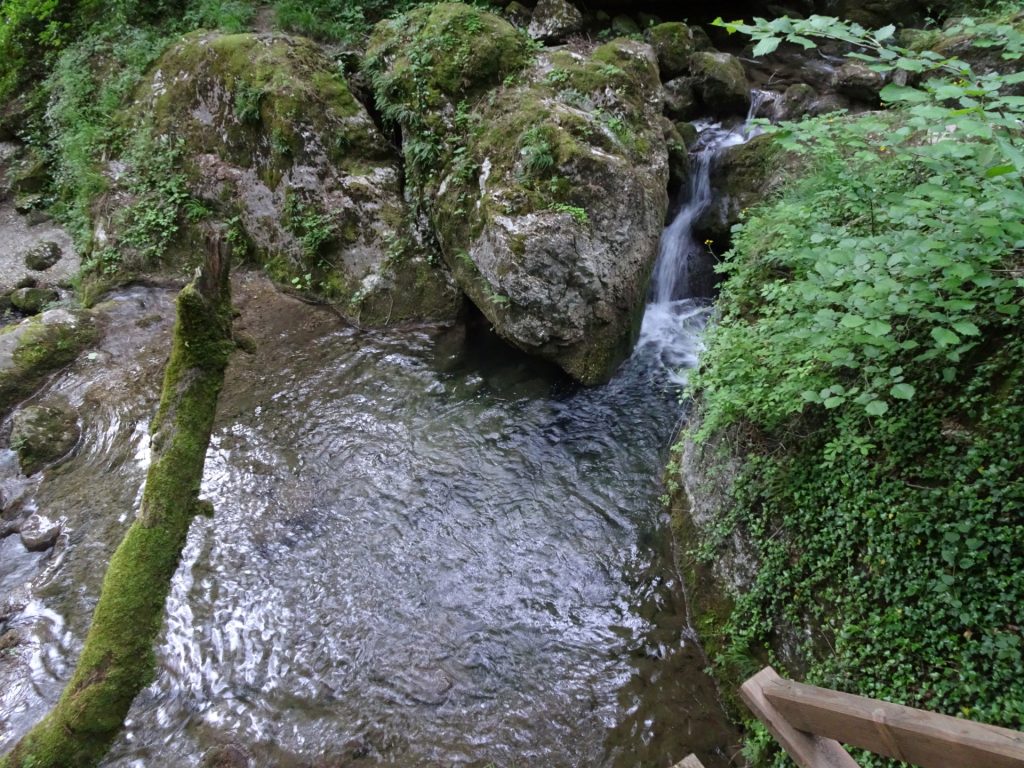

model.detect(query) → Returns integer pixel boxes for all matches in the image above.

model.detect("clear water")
[0,111,766,767]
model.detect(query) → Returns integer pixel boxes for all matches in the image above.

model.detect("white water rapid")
[636,93,769,383]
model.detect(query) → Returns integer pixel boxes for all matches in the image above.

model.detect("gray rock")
[663,76,698,121]
[663,119,692,191]
[689,51,751,117]
[104,32,460,327]
[11,402,80,475]
[698,134,785,241]
[834,61,885,103]
[0,309,95,419]
[18,513,62,551]
[778,83,818,121]
[527,0,583,42]
[10,287,58,314]
[24,241,62,271]
[645,22,698,81]
[432,40,669,383]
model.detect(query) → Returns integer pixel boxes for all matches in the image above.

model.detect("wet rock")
[662,77,698,122]
[527,0,583,42]
[839,0,920,28]
[10,287,58,314]
[104,32,460,326]
[645,22,698,81]
[433,39,669,383]
[11,402,80,475]
[0,628,24,653]
[18,514,62,551]
[24,241,62,271]
[834,61,885,103]
[689,51,751,117]
[663,120,691,191]
[14,275,37,289]
[675,120,698,148]
[0,309,96,418]
[698,134,786,241]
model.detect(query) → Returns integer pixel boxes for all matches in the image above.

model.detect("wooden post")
[761,674,1024,768]
[741,667,861,768]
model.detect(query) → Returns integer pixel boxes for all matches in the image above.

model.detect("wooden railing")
[675,666,1024,768]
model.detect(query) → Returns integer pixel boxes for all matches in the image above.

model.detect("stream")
[0,118,754,767]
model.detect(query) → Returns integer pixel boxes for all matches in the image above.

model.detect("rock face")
[11,402,80,475]
[0,309,95,418]
[527,0,584,42]
[103,32,460,325]
[689,51,751,117]
[368,7,669,383]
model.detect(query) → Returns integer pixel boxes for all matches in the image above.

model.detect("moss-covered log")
[0,238,236,768]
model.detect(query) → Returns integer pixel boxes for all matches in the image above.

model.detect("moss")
[644,22,697,79]
[0,246,234,768]
[0,312,96,419]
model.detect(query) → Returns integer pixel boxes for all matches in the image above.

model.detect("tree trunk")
[1,237,235,768]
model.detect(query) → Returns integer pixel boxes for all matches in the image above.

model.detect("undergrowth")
[687,13,1024,767]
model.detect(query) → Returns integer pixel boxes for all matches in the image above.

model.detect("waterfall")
[635,94,769,382]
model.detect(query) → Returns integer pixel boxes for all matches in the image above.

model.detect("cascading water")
[636,94,768,383]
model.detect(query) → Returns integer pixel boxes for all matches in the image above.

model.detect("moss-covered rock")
[96,32,457,326]
[10,287,59,314]
[644,22,697,80]
[697,134,786,241]
[611,14,640,37]
[688,51,751,117]
[527,0,583,43]
[833,61,885,103]
[432,39,668,383]
[0,309,96,419]
[10,401,80,475]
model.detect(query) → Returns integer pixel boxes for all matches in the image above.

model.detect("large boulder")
[368,5,672,383]
[0,309,95,418]
[527,0,584,43]
[96,32,460,325]
[689,51,751,117]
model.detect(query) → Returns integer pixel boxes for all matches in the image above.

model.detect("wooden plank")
[673,755,706,768]
[741,667,861,768]
[762,675,1024,768]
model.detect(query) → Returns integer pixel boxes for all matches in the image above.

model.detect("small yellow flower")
[704,239,713,246]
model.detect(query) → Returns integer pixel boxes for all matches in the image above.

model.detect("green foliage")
[687,14,1024,766]
[549,201,589,224]
[698,13,1024,431]
[282,192,336,258]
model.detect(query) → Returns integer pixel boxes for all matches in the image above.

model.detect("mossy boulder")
[364,3,532,146]
[10,401,80,475]
[644,22,697,80]
[0,309,96,419]
[688,51,751,117]
[527,0,583,43]
[697,134,786,241]
[99,32,459,325]
[431,39,669,383]
[10,287,58,314]
[611,15,640,37]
